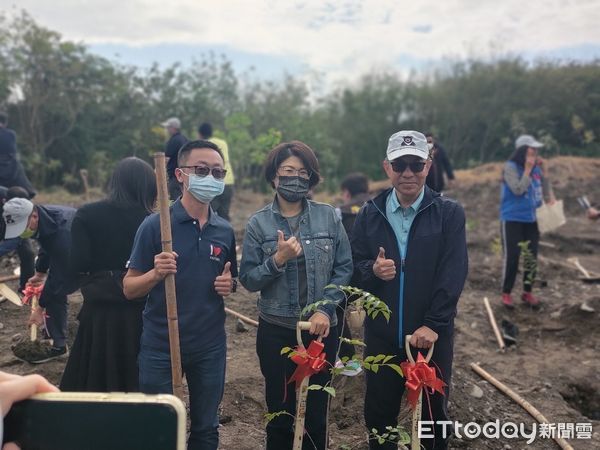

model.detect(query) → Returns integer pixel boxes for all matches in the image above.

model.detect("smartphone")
[2,392,186,450]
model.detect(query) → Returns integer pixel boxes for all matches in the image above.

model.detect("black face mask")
[276,176,310,203]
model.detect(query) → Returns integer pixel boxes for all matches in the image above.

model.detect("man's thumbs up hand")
[215,261,234,297]
[373,246,396,281]
[273,230,303,268]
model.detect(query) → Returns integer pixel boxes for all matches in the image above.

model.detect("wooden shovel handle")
[30,295,38,341]
[405,334,434,363]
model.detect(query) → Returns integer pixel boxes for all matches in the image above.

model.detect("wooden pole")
[405,335,435,450]
[30,295,38,341]
[224,307,259,327]
[0,274,20,283]
[154,152,184,401]
[79,169,90,203]
[567,257,592,279]
[470,363,574,450]
[483,297,506,351]
[292,321,314,450]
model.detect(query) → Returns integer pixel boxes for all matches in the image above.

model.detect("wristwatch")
[231,279,238,293]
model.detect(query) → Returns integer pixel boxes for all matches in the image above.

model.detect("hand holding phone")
[3,392,186,450]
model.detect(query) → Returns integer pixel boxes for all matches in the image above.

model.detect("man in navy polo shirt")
[124,140,238,450]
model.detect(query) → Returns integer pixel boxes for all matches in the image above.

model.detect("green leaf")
[323,386,336,397]
[371,364,379,373]
[307,384,322,391]
[387,364,403,376]
[383,355,394,363]
[280,346,292,355]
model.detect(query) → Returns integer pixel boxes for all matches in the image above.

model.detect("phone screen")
[3,394,185,450]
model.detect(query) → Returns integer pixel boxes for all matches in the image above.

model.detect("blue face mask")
[184,173,225,204]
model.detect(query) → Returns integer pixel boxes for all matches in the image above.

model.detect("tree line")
[1,11,599,192]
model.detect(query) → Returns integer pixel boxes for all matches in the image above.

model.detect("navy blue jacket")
[350,187,468,347]
[35,205,78,307]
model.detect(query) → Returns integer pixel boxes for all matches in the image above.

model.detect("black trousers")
[211,185,233,221]
[500,221,539,294]
[364,332,454,450]
[257,318,337,450]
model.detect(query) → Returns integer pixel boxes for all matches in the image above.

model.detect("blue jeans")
[138,341,226,450]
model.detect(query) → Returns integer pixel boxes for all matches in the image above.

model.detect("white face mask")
[427,142,434,151]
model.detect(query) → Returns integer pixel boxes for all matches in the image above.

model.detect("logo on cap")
[5,215,14,224]
[402,136,415,146]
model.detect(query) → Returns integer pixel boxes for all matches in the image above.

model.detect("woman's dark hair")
[264,141,321,189]
[107,157,157,213]
[509,145,530,168]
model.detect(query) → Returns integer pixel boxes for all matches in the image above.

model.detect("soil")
[1,156,599,449]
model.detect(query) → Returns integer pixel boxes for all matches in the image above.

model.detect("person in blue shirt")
[500,135,555,309]
[239,141,353,450]
[123,140,237,450]
[351,130,467,450]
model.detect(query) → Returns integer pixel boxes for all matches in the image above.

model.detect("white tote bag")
[536,200,566,234]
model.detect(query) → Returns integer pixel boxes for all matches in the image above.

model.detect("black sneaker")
[29,345,68,364]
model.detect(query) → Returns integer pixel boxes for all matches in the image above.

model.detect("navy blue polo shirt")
[128,200,238,353]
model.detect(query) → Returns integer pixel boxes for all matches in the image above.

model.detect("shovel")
[405,335,435,450]
[0,283,23,307]
[292,320,319,450]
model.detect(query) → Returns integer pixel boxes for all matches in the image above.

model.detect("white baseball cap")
[515,135,544,149]
[161,117,181,129]
[386,130,429,161]
[3,198,34,239]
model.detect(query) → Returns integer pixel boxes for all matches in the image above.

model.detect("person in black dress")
[60,157,157,392]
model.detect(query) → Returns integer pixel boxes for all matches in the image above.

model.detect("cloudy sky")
[4,0,600,87]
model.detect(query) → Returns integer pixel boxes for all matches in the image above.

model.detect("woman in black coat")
[60,157,157,392]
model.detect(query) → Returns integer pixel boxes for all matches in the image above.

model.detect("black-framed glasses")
[179,165,227,179]
[277,165,311,179]
[390,160,427,174]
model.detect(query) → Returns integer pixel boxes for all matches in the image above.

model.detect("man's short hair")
[341,173,369,197]
[177,139,223,167]
[7,186,31,200]
[0,112,7,125]
[198,122,213,139]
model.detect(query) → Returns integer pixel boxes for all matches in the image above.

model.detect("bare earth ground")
[0,156,599,449]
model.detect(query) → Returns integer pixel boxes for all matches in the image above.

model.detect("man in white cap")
[350,130,468,449]
[162,117,188,200]
[3,198,77,363]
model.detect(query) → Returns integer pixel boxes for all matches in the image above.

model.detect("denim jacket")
[239,197,353,324]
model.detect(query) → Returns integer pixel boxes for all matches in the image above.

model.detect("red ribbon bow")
[287,340,327,389]
[400,352,447,410]
[22,284,44,306]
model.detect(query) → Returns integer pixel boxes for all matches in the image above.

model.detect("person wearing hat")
[350,130,468,449]
[162,117,189,200]
[3,198,78,363]
[0,186,36,293]
[500,134,555,309]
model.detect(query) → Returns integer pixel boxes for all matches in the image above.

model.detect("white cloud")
[4,0,600,84]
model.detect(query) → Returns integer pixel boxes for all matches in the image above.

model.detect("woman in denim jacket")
[240,141,353,450]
